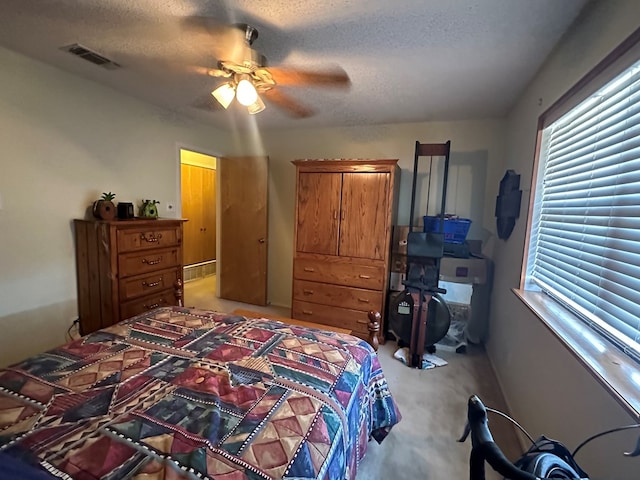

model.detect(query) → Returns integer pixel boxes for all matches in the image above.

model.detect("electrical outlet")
[166,202,175,212]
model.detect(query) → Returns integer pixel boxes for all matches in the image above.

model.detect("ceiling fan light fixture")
[212,82,235,109]
[247,95,266,115]
[236,76,258,106]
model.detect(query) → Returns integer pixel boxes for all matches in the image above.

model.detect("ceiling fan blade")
[180,15,233,37]
[180,16,247,60]
[263,89,314,118]
[205,68,232,78]
[266,66,350,88]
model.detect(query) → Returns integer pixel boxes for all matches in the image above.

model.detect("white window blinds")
[526,60,640,363]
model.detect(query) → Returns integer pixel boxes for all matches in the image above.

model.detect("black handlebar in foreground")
[459,395,538,480]
[460,394,640,480]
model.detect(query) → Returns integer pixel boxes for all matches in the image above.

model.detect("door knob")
[258,238,266,243]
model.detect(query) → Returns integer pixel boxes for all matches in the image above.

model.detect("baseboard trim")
[183,261,216,282]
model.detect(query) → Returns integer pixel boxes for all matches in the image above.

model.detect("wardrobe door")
[182,164,216,265]
[296,172,342,255]
[181,163,204,265]
[339,172,389,259]
[201,167,216,262]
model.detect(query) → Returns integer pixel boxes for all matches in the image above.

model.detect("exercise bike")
[459,395,640,479]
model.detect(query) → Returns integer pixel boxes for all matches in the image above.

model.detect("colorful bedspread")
[0,307,401,479]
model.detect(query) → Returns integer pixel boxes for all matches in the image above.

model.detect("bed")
[0,306,401,479]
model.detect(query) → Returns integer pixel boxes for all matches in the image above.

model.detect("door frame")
[176,143,223,296]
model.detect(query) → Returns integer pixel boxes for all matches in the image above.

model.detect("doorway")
[179,149,269,308]
[180,149,217,282]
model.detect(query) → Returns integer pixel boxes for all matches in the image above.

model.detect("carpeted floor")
[185,276,523,479]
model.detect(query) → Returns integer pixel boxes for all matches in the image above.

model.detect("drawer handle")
[303,289,314,295]
[302,309,313,315]
[143,279,162,288]
[143,300,167,310]
[140,232,163,243]
[358,274,371,279]
[303,267,315,272]
[357,298,370,303]
[142,257,162,265]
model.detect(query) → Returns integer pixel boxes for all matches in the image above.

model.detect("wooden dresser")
[74,218,186,335]
[291,159,399,342]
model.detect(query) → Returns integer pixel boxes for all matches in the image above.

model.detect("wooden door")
[219,156,268,305]
[296,172,342,255]
[181,163,203,266]
[339,172,390,259]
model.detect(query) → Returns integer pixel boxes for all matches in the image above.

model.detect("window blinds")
[527,60,640,363]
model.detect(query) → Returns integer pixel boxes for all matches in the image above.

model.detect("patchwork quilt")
[0,307,401,479]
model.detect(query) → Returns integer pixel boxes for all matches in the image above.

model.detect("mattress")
[0,306,401,479]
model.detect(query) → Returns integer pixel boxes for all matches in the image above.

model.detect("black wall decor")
[495,170,522,240]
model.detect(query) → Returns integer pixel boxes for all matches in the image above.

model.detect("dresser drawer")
[120,290,177,320]
[293,279,382,312]
[117,226,181,252]
[292,300,372,336]
[293,258,384,289]
[119,268,180,301]
[118,248,180,277]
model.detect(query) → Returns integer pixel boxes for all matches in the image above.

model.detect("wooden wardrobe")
[291,159,399,341]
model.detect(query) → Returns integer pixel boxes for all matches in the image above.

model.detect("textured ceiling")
[0,0,589,130]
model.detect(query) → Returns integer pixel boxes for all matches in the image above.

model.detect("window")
[524,55,640,365]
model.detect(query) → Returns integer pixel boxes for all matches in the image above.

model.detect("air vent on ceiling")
[62,43,121,70]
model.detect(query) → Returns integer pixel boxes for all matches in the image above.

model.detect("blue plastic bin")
[423,216,472,244]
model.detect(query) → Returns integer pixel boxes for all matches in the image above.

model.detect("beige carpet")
[185,276,523,479]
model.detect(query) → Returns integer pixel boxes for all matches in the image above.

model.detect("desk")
[439,256,493,344]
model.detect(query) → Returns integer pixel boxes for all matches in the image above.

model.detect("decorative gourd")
[139,199,160,218]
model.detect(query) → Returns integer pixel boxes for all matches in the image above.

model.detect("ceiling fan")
[202,23,351,118]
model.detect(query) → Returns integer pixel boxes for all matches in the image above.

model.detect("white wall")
[0,46,230,366]
[257,120,506,307]
[488,1,640,478]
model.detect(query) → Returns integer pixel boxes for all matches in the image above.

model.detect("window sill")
[513,288,640,421]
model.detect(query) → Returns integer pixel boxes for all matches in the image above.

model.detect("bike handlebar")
[460,394,640,479]
[460,395,539,480]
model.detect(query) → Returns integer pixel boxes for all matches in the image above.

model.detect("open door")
[218,156,268,305]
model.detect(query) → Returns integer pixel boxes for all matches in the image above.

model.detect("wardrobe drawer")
[293,258,384,289]
[119,268,180,301]
[292,300,371,336]
[120,290,177,320]
[118,248,180,277]
[292,279,383,312]
[117,226,181,252]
